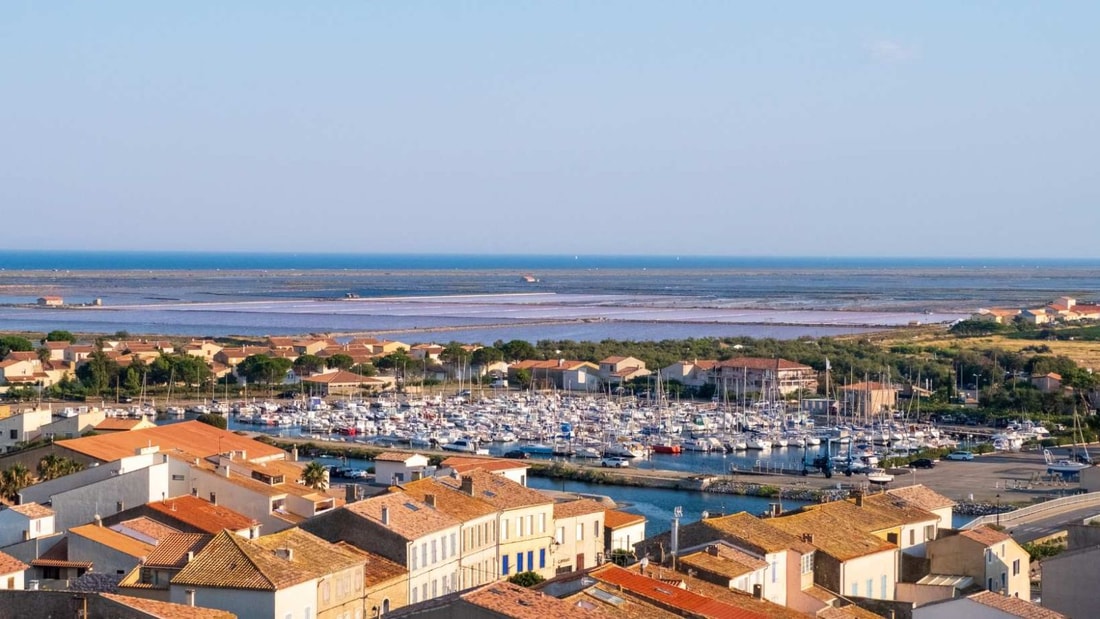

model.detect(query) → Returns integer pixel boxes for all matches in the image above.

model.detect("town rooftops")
[142,533,213,569]
[98,593,237,619]
[717,357,810,371]
[375,451,427,463]
[69,523,157,559]
[604,509,645,530]
[792,492,940,532]
[588,564,768,619]
[553,499,608,520]
[441,455,530,475]
[962,591,1067,618]
[251,527,365,578]
[654,511,813,557]
[58,420,285,463]
[334,541,408,586]
[817,604,886,619]
[958,525,1014,547]
[8,502,54,519]
[461,581,611,619]
[398,478,498,522]
[31,538,92,570]
[94,418,155,432]
[301,370,387,385]
[112,516,181,542]
[438,468,552,510]
[0,549,28,576]
[887,484,956,512]
[345,492,461,541]
[147,496,255,535]
[679,544,769,580]
[766,508,896,562]
[171,530,315,591]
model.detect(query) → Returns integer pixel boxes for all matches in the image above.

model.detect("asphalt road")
[1006,505,1100,543]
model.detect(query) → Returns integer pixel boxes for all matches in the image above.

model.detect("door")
[576,553,585,571]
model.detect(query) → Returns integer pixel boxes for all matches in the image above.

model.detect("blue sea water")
[2,251,1100,340]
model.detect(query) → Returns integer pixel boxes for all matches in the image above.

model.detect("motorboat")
[867,468,894,485]
[1044,449,1090,476]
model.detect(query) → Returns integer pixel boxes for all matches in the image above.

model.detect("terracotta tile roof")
[717,357,810,371]
[462,581,611,619]
[959,525,1013,547]
[58,420,285,463]
[301,370,386,385]
[554,499,608,520]
[560,583,675,619]
[604,509,645,530]
[114,517,181,542]
[441,456,529,474]
[803,585,838,603]
[171,531,315,591]
[334,542,408,586]
[640,512,812,559]
[818,604,887,619]
[100,593,237,619]
[766,509,896,562]
[148,496,255,534]
[678,545,768,580]
[967,590,1067,618]
[589,564,767,619]
[0,549,28,575]
[437,469,552,511]
[399,478,497,521]
[31,538,93,569]
[251,527,364,578]
[887,485,956,511]
[70,524,157,559]
[143,533,212,569]
[8,502,54,519]
[345,492,460,541]
[654,570,806,619]
[375,451,426,462]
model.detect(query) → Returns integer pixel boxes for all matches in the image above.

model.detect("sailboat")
[1044,449,1089,476]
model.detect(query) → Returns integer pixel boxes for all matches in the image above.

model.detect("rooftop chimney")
[460,476,474,496]
[275,548,294,562]
[801,533,815,544]
[425,494,436,508]
[854,491,864,508]
[706,545,719,556]
[186,551,194,563]
[381,506,390,526]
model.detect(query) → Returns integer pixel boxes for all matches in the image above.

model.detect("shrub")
[508,571,546,587]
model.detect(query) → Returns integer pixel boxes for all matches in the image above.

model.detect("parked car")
[908,458,935,469]
[502,450,530,460]
[601,457,630,468]
[945,451,975,461]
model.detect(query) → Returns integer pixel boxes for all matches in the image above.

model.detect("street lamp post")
[973,373,980,404]
[995,493,1001,527]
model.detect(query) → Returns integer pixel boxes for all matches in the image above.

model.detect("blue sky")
[2,2,1097,257]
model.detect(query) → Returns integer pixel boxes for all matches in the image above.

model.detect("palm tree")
[37,454,84,481]
[1,464,33,502]
[301,461,329,491]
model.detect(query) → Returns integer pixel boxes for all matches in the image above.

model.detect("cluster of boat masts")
[100,392,1053,462]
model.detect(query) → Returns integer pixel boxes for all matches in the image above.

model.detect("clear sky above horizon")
[3,3,1097,258]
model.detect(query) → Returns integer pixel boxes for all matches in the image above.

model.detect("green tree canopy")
[0,335,34,358]
[44,330,76,343]
[196,413,228,430]
[325,354,355,371]
[237,355,293,385]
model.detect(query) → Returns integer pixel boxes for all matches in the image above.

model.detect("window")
[866,578,873,598]
[771,561,777,583]
[412,588,419,604]
[1000,544,1006,557]
[909,529,915,546]
[5,577,12,589]
[442,574,449,593]
[421,543,427,569]
[412,549,418,571]
[576,523,584,541]
[851,582,858,597]
[172,474,185,481]
[528,515,534,537]
[539,549,546,569]
[881,575,887,599]
[925,524,936,541]
[431,579,437,599]
[556,526,564,545]
[322,582,331,603]
[519,516,526,537]
[540,513,547,533]
[431,539,438,563]
[502,555,510,575]
[304,608,312,619]
[502,519,509,541]
[451,532,457,557]
[594,520,600,538]
[422,583,427,601]
[9,430,17,440]
[986,549,993,564]
[517,552,524,572]
[801,553,814,574]
[527,550,533,571]
[1013,559,1021,576]
[382,600,390,615]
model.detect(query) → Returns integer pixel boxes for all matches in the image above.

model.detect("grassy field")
[876,326,1100,370]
